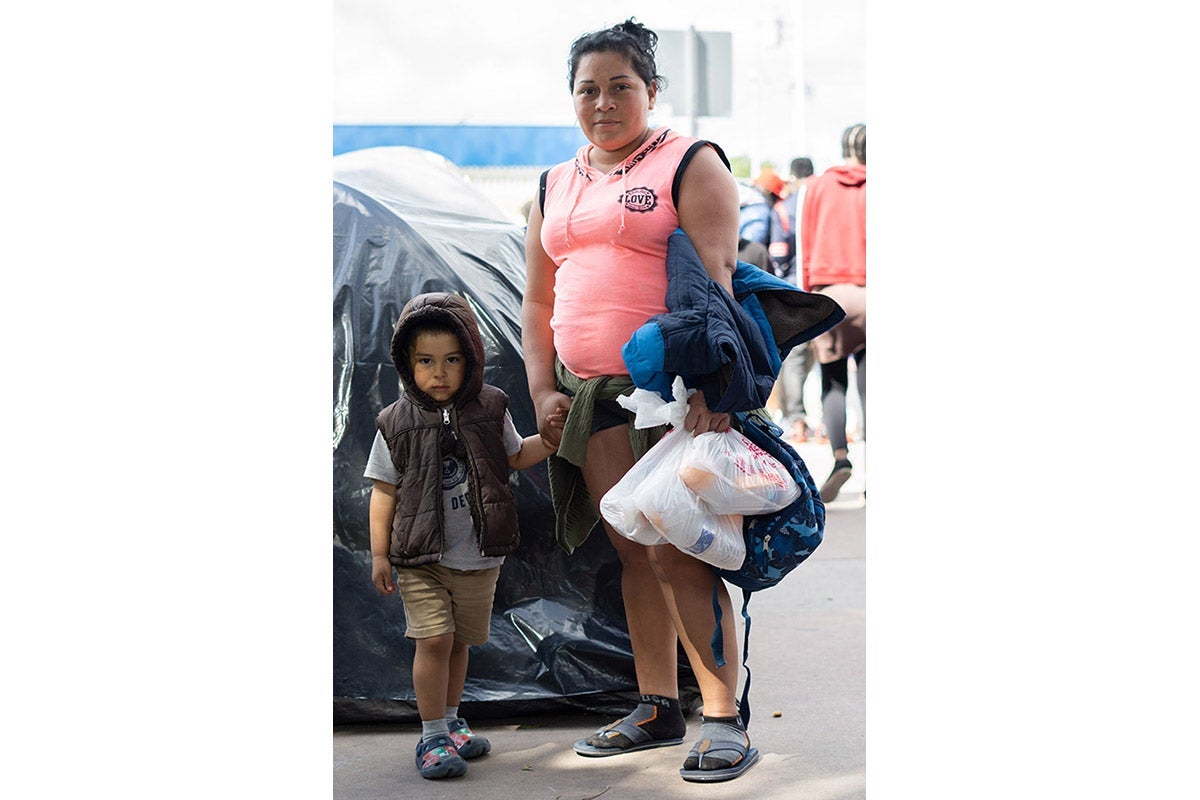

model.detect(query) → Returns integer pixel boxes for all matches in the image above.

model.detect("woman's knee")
[646,544,706,585]
[605,526,654,571]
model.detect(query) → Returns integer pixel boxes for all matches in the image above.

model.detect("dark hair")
[567,17,665,92]
[790,157,814,180]
[405,322,461,353]
[841,123,866,164]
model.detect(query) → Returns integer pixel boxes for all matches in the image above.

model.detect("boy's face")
[408,331,466,405]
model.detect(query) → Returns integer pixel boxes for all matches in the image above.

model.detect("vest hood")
[390,292,486,411]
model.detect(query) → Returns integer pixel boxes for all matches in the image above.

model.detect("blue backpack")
[708,408,827,729]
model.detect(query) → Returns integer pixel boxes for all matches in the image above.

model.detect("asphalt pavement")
[333,439,866,800]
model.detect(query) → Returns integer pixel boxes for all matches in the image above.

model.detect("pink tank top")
[541,128,704,378]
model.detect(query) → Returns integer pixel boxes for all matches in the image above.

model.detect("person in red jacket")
[800,123,866,502]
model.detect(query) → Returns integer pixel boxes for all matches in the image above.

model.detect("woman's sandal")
[572,716,685,757]
[678,731,761,782]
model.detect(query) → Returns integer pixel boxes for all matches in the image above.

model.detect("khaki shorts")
[396,563,501,645]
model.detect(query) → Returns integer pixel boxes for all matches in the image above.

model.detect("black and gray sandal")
[679,729,760,782]
[573,716,685,757]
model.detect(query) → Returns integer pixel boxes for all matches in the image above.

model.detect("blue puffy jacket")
[622,228,845,413]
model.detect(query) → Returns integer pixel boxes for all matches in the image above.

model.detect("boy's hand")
[534,391,571,448]
[371,556,396,595]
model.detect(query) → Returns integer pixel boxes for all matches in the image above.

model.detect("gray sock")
[421,719,450,741]
[683,715,748,770]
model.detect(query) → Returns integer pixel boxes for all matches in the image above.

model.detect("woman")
[520,18,758,783]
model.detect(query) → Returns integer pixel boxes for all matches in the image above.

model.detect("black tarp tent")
[332,146,699,722]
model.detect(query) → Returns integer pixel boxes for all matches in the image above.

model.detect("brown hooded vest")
[376,293,520,567]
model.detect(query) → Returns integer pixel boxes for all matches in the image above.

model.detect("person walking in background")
[521,18,760,783]
[801,124,866,502]
[776,156,817,440]
[754,167,793,277]
[737,168,789,277]
[365,292,559,780]
[781,157,814,280]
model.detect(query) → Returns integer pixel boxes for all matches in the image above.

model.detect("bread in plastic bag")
[678,429,800,515]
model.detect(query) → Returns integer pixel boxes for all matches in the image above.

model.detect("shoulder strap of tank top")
[538,168,550,216]
[672,140,732,208]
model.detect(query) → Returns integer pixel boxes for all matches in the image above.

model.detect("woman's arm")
[676,144,740,295]
[520,195,572,446]
[676,144,741,433]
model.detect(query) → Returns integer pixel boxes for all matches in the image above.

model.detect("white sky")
[333,0,865,170]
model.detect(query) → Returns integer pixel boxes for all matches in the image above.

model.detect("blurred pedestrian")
[737,235,771,273]
[775,157,817,439]
[800,124,866,502]
[754,167,793,277]
[737,167,791,277]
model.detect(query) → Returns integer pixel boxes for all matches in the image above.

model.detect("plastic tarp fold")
[332,146,698,722]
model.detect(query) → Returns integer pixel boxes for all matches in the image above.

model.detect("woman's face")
[572,50,656,154]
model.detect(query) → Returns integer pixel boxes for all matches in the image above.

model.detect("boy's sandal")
[447,717,491,759]
[414,734,467,780]
[572,716,684,757]
[678,733,761,783]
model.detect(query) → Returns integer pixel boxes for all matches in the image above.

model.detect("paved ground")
[333,440,866,800]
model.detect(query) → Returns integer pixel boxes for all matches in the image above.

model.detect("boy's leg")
[444,568,499,759]
[397,566,468,778]
[446,638,469,709]
[412,633,454,725]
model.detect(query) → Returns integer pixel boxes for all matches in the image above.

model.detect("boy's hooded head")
[390,292,486,410]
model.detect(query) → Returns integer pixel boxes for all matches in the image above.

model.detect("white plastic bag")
[665,509,746,570]
[599,378,693,545]
[599,426,690,545]
[678,429,800,515]
[599,377,747,570]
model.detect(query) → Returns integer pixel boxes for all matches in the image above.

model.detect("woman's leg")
[651,530,758,780]
[819,356,854,501]
[645,545,739,716]
[579,425,679,696]
[853,348,866,442]
[820,356,850,454]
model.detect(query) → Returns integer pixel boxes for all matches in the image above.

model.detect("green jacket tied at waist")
[549,359,666,554]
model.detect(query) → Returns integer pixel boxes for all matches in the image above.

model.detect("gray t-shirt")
[364,410,523,570]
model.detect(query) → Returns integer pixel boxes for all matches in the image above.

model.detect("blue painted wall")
[333,125,587,167]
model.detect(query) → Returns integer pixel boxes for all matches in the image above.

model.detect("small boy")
[365,292,560,780]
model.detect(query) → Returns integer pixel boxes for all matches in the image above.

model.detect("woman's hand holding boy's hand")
[534,391,572,448]
[371,556,396,595]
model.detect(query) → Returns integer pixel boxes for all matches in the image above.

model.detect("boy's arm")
[369,480,397,594]
[507,432,558,472]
